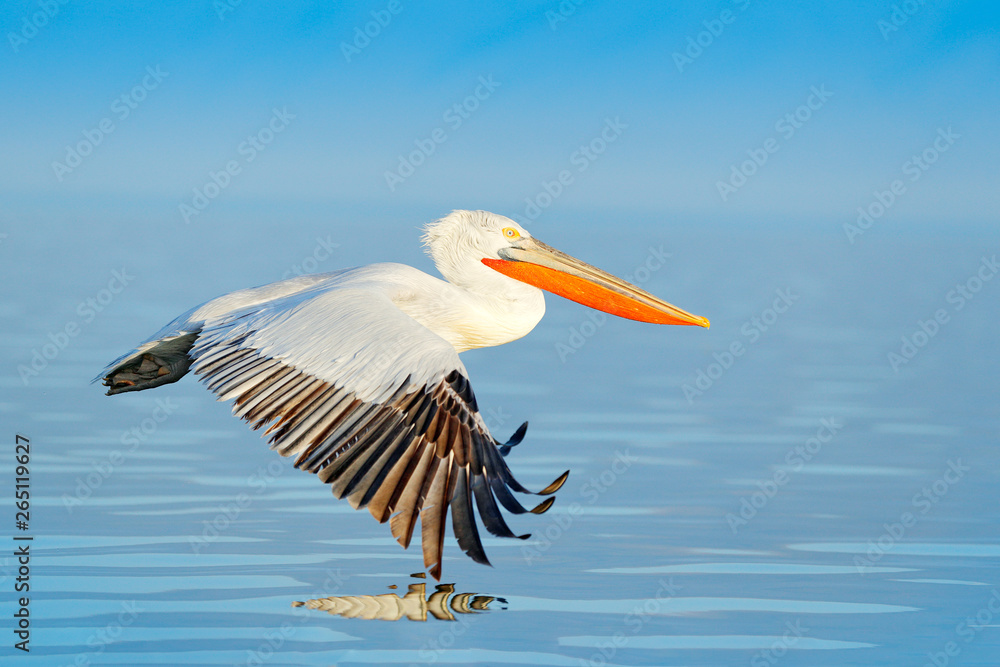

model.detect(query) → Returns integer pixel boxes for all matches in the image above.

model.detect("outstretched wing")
[190,282,567,579]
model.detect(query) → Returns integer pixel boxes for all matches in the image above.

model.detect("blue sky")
[1,0,997,226]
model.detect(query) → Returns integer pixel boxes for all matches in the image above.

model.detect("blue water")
[2,211,998,665]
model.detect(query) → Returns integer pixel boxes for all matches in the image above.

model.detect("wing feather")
[367,437,423,523]
[218,359,285,402]
[421,454,454,580]
[235,367,298,419]
[389,442,436,549]
[472,471,527,539]
[347,423,414,509]
[182,275,567,578]
[451,466,490,565]
[270,386,346,456]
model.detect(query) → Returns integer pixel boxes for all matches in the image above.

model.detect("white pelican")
[97,210,708,578]
[294,582,501,621]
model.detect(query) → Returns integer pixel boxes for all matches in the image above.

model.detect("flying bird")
[96,210,708,578]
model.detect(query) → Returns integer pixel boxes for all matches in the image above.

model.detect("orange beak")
[482,237,709,327]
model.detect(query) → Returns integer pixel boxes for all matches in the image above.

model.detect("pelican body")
[97,210,708,578]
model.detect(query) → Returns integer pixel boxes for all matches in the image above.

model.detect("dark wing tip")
[538,470,570,496]
[529,496,556,514]
[508,420,528,445]
[499,421,529,457]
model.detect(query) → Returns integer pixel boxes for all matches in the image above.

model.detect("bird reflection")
[293,582,506,621]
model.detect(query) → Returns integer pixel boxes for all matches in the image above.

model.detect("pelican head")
[424,210,709,328]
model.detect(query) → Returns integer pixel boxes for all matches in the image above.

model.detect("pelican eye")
[503,227,520,239]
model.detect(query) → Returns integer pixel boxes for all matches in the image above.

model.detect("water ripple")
[559,634,875,650]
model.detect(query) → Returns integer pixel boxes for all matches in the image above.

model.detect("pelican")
[294,582,503,622]
[96,210,708,578]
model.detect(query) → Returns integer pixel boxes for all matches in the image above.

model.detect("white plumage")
[97,210,708,578]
